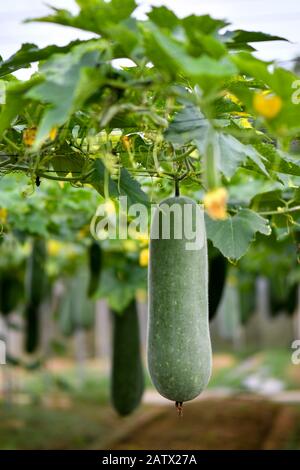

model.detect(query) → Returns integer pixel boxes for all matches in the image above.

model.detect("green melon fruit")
[24,238,47,353]
[0,272,24,316]
[148,196,212,403]
[87,241,102,298]
[111,299,144,416]
[269,276,297,317]
[209,253,227,321]
[24,302,39,354]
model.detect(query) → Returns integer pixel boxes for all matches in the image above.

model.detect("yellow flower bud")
[239,118,252,129]
[49,127,58,141]
[123,240,138,252]
[139,248,149,267]
[253,91,282,119]
[121,135,132,151]
[224,92,241,105]
[47,240,62,256]
[23,127,37,146]
[203,187,228,220]
[0,207,7,224]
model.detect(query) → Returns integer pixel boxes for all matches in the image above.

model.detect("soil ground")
[109,397,300,450]
[1,394,300,449]
[1,351,300,449]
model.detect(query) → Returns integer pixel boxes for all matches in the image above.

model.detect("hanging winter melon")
[148,196,212,408]
[111,299,144,416]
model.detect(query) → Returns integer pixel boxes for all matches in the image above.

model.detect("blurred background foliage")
[0,0,300,450]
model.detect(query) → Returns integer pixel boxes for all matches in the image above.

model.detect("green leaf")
[98,261,146,312]
[103,19,140,56]
[165,103,207,145]
[28,0,137,36]
[26,41,106,147]
[255,142,300,177]
[98,268,135,312]
[188,33,227,60]
[118,133,154,169]
[230,30,287,45]
[89,159,148,204]
[51,149,85,177]
[147,6,179,30]
[205,209,271,260]
[250,190,284,211]
[216,134,247,177]
[89,158,119,197]
[218,134,269,178]
[182,17,228,59]
[143,24,237,88]
[195,130,268,178]
[166,102,268,178]
[231,52,296,100]
[119,168,149,205]
[0,76,43,136]
[0,41,85,78]
[228,177,283,205]
[182,14,229,35]
[224,30,287,52]
[76,0,137,24]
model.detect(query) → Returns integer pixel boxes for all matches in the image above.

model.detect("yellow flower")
[23,127,37,146]
[121,135,132,151]
[224,92,241,105]
[49,127,58,141]
[138,233,149,246]
[232,111,250,117]
[123,240,138,252]
[239,118,253,129]
[0,207,7,224]
[139,248,149,267]
[253,91,282,119]
[47,240,63,256]
[203,187,228,220]
[130,231,149,245]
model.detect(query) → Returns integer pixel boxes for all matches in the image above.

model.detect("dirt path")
[107,396,300,450]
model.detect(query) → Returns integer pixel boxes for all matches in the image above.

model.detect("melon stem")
[175,401,183,417]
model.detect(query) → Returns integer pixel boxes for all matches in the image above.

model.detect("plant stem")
[0,159,11,168]
[175,179,180,196]
[172,145,197,161]
[5,164,90,182]
[3,135,20,152]
[259,206,300,216]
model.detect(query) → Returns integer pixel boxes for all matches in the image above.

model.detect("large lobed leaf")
[0,41,86,78]
[26,41,106,147]
[142,23,237,89]
[89,159,148,205]
[26,0,137,36]
[166,102,268,178]
[205,209,271,261]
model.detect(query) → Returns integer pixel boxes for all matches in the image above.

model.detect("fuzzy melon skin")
[0,273,23,316]
[208,253,227,321]
[87,241,102,298]
[147,196,212,402]
[111,300,145,416]
[24,238,47,353]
